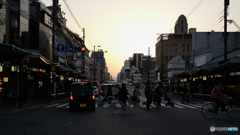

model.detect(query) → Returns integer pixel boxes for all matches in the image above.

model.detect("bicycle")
[110,95,141,114]
[201,95,240,119]
[188,92,196,104]
[106,96,119,106]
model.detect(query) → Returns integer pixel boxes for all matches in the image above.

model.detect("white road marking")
[56,103,69,108]
[176,103,197,109]
[44,103,60,108]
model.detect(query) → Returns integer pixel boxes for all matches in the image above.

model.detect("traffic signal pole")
[82,28,85,81]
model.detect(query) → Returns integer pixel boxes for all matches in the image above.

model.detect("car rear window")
[71,85,93,93]
[102,85,109,91]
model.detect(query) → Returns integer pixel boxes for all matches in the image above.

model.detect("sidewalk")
[0,98,68,115]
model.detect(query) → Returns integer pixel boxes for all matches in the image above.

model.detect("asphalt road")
[0,85,239,135]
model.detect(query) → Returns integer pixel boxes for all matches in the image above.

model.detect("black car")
[69,82,95,112]
[99,84,114,96]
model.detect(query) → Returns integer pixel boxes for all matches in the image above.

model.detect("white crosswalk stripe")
[43,102,204,109]
[175,103,197,109]
[44,103,60,108]
[56,103,69,108]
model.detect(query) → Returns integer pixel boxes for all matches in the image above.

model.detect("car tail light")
[70,92,73,100]
[92,95,95,99]
[81,83,84,85]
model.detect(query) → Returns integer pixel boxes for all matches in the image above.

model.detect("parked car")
[69,82,95,112]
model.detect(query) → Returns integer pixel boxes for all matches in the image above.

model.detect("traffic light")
[81,47,86,52]
[137,71,140,74]
[74,47,86,52]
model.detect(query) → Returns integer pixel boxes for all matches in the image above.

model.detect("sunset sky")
[43,0,240,81]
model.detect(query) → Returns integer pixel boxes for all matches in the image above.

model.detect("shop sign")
[66,72,69,76]
[27,70,31,75]
[180,79,183,82]
[230,72,236,76]
[184,78,187,82]
[51,66,55,72]
[193,78,195,81]
[203,76,207,81]
[3,77,8,82]
[0,66,2,72]
[3,61,11,65]
[24,55,29,64]
[215,74,222,77]
[32,68,38,72]
[236,72,240,75]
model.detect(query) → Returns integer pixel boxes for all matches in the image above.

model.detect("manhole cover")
[26,122,46,125]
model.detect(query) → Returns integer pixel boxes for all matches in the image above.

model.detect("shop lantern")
[0,66,3,72]
[23,55,29,64]
[39,69,42,72]
[51,66,55,72]
[66,72,69,76]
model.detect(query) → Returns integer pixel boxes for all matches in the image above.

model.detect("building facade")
[155,15,192,82]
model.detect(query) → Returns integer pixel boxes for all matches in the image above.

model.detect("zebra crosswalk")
[43,102,204,109]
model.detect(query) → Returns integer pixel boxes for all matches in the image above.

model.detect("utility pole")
[224,0,229,89]
[52,0,57,62]
[148,47,150,82]
[82,28,85,80]
[94,46,95,81]
[52,0,57,100]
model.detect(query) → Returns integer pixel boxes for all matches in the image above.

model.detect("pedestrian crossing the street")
[43,102,204,109]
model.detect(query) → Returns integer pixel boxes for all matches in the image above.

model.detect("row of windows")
[165,56,190,63]
[44,13,52,27]
[165,44,190,52]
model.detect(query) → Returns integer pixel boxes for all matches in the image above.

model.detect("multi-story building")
[93,50,108,83]
[155,15,192,82]
[0,0,30,47]
[89,57,101,81]
[191,29,240,67]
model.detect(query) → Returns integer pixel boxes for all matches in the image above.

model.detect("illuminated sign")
[203,76,207,81]
[28,75,34,80]
[184,78,187,82]
[3,77,8,82]
[215,74,222,77]
[193,78,195,81]
[32,68,38,72]
[236,72,240,75]
[230,72,236,76]
[0,66,2,72]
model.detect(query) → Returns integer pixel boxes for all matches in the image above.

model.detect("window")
[182,56,185,61]
[165,44,168,52]
[170,56,173,61]
[187,44,189,52]
[170,44,173,52]
[182,44,185,52]
[165,56,168,63]
[175,44,177,51]
[181,20,183,32]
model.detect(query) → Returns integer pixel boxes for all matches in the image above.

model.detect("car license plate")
[80,104,86,107]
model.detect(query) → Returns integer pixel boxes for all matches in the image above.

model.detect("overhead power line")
[186,0,205,18]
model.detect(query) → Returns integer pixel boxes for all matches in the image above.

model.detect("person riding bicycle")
[211,81,226,114]
[119,83,129,105]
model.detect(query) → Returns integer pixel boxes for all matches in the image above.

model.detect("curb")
[0,98,68,115]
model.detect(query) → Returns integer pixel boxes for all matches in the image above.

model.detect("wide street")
[0,85,239,135]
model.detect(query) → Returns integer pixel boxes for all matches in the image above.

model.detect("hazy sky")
[42,0,240,81]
